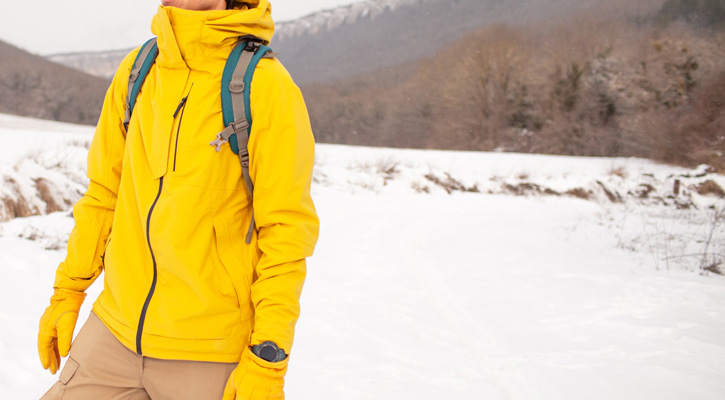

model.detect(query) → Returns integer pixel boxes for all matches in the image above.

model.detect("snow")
[275,0,422,40]
[0,114,91,221]
[0,113,724,399]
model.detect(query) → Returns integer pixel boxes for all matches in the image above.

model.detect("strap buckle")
[209,132,228,152]
[209,120,249,152]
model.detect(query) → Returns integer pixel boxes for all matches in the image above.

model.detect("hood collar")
[151,0,274,68]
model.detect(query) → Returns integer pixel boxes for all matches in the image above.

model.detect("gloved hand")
[38,288,86,374]
[222,347,289,400]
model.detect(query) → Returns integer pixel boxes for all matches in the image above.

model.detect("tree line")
[302,0,725,170]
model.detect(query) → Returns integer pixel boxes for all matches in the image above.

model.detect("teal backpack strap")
[123,38,158,131]
[210,37,273,244]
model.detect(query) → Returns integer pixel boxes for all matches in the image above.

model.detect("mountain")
[0,40,109,125]
[49,49,131,81]
[48,0,606,84]
[272,0,605,84]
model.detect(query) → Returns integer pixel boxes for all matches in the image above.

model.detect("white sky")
[0,0,362,55]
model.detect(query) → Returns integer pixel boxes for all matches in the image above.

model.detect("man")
[37,0,319,399]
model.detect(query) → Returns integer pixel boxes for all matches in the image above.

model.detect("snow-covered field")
[1,113,724,399]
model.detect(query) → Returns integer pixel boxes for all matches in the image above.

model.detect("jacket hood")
[151,0,274,69]
[143,1,274,180]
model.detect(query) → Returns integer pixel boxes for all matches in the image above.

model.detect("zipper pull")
[173,84,194,118]
[173,96,188,118]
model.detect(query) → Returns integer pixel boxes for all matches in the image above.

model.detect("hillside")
[49,0,608,84]
[302,0,725,170]
[31,0,725,172]
[272,0,605,84]
[0,40,109,125]
[1,113,724,399]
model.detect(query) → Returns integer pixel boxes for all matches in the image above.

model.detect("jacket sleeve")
[247,59,320,353]
[53,50,139,292]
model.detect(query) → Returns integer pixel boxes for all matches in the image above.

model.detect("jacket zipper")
[173,86,193,172]
[136,177,164,355]
[136,89,191,354]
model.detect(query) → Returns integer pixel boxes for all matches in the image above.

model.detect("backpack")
[122,36,274,244]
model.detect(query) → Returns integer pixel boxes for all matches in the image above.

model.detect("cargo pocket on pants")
[40,358,80,400]
[60,358,80,384]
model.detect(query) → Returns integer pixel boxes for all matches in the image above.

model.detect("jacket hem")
[92,302,248,363]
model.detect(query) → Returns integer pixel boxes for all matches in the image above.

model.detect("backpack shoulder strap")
[210,37,273,244]
[123,38,158,132]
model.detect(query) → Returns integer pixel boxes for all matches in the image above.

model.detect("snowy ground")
[1,113,724,399]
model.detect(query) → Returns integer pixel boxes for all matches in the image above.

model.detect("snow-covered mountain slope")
[274,0,420,40]
[46,0,420,80]
[47,0,423,79]
[48,0,610,84]
[1,113,725,399]
[48,49,129,80]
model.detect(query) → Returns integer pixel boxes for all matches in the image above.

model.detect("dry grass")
[565,188,592,200]
[609,166,628,178]
[424,173,480,194]
[697,180,725,197]
[504,182,559,196]
[34,178,65,213]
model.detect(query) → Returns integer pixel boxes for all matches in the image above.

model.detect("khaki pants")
[40,312,238,400]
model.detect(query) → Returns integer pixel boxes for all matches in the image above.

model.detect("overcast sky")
[0,0,362,55]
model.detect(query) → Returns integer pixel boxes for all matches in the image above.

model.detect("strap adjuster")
[229,78,245,94]
[123,103,132,124]
[239,148,249,167]
[245,41,261,53]
[230,119,249,133]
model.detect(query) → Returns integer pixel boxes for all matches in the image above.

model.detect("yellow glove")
[38,288,86,374]
[222,347,289,400]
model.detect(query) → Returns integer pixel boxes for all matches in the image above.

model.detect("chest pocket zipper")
[172,85,193,172]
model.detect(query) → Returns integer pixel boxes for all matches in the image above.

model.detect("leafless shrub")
[699,205,725,275]
[616,201,725,274]
[646,71,725,171]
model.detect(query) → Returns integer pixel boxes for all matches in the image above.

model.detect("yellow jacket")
[53,1,319,363]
